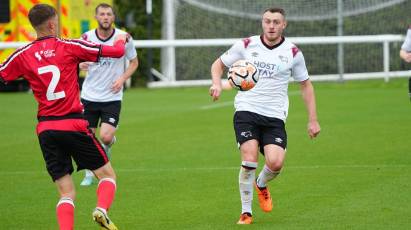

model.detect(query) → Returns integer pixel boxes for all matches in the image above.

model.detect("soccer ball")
[227,60,259,91]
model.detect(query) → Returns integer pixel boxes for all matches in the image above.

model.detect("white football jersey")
[401,26,411,52]
[220,35,309,121]
[80,28,137,102]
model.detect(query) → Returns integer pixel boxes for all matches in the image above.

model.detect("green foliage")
[114,0,162,86]
[175,1,411,79]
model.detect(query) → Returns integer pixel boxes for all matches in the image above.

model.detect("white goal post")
[1,34,410,88]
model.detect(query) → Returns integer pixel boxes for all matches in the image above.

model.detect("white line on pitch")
[0,164,409,175]
[200,101,233,110]
[200,91,301,110]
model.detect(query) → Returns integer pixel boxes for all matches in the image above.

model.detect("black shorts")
[81,99,121,128]
[233,111,287,153]
[38,130,109,181]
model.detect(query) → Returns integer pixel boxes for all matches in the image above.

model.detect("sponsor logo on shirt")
[35,52,42,61]
[97,57,115,67]
[34,50,55,61]
[253,60,280,79]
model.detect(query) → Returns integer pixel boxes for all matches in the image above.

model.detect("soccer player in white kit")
[79,3,138,186]
[399,25,411,100]
[209,8,321,224]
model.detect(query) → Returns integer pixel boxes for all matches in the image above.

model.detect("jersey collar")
[260,35,285,50]
[95,28,116,42]
[35,35,56,41]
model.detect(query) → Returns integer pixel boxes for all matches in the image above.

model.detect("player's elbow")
[399,49,405,59]
[130,58,139,70]
[399,49,410,62]
[113,46,125,58]
[111,40,126,58]
[211,58,225,74]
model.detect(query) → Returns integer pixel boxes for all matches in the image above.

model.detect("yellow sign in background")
[0,0,112,62]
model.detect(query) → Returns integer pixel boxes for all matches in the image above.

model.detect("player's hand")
[79,62,92,71]
[307,120,320,139]
[114,34,127,43]
[209,83,222,101]
[404,53,411,63]
[111,77,126,93]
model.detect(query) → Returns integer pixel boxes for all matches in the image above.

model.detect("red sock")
[97,178,116,210]
[56,198,74,230]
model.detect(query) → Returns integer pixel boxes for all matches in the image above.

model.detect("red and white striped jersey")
[0,36,101,117]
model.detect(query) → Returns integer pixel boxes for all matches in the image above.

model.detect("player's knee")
[266,161,283,172]
[100,134,113,145]
[93,163,116,180]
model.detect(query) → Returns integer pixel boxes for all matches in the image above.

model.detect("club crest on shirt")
[278,55,288,63]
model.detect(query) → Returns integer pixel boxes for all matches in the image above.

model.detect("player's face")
[261,12,286,43]
[95,7,115,31]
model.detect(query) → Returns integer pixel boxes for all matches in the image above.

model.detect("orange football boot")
[255,183,273,212]
[237,212,253,224]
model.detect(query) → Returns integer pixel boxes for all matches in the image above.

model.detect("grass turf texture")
[0,79,410,229]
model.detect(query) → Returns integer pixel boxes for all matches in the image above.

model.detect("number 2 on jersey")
[38,65,66,101]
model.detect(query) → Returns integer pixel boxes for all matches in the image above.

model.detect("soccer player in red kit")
[0,4,125,230]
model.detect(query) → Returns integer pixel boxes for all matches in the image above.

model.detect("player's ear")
[283,20,287,29]
[48,18,55,31]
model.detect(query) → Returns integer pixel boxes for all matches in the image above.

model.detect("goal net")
[162,0,410,82]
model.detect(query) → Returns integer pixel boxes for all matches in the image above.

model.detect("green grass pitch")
[0,79,410,229]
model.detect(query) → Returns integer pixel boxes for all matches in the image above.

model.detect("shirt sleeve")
[125,34,137,60]
[0,52,23,83]
[220,40,245,67]
[291,50,309,82]
[69,39,101,62]
[401,28,411,52]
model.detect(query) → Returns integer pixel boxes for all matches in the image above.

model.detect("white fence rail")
[1,35,410,88]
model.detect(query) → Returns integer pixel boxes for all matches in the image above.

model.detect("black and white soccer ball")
[227,60,259,91]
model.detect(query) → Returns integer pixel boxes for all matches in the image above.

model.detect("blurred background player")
[209,7,321,224]
[399,24,411,100]
[0,4,127,230]
[79,3,138,186]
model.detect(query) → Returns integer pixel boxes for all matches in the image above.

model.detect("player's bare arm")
[210,58,225,101]
[300,79,321,139]
[111,57,138,93]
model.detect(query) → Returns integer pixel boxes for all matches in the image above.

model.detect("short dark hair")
[95,3,114,14]
[263,7,286,17]
[28,4,57,28]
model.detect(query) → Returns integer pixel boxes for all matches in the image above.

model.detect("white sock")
[256,164,280,188]
[85,169,94,178]
[239,161,257,214]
